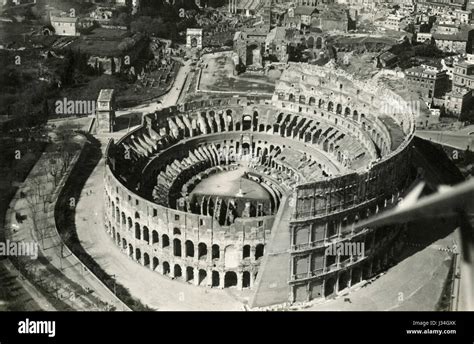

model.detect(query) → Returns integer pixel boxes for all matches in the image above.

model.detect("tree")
[53,123,82,174]
[24,174,48,249]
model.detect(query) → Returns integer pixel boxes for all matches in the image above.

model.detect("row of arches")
[111,232,256,289]
[323,249,394,298]
[107,202,267,263]
[278,92,389,154]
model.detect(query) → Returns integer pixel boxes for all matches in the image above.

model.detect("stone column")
[237,272,243,290]
[251,246,256,263]
[207,269,213,287]
[219,271,225,289]
[194,267,200,286]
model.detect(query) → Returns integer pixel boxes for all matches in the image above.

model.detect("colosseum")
[103,63,417,308]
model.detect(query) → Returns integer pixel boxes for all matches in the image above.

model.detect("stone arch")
[163,261,170,275]
[162,234,170,248]
[173,238,182,257]
[242,115,252,131]
[152,230,159,244]
[174,264,182,279]
[327,101,334,112]
[212,244,220,259]
[243,245,251,259]
[185,240,195,257]
[309,96,316,106]
[352,267,362,285]
[212,271,220,287]
[255,244,264,259]
[135,223,141,240]
[324,278,336,297]
[344,107,351,117]
[153,257,159,271]
[143,252,150,267]
[353,110,358,122]
[135,248,141,263]
[198,269,207,286]
[143,226,149,243]
[198,242,208,259]
[186,266,194,282]
[242,271,251,288]
[338,271,350,291]
[224,271,238,288]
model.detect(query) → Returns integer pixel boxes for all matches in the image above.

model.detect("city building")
[453,60,474,90]
[383,14,408,31]
[444,88,473,118]
[432,28,474,53]
[50,14,79,37]
[405,64,450,101]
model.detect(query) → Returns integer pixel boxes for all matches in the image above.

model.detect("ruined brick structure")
[103,63,417,307]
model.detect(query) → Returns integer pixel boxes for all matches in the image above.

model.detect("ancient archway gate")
[186,28,203,50]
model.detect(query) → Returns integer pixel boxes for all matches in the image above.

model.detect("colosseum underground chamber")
[104,63,417,308]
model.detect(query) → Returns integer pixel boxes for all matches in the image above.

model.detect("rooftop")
[293,6,317,16]
[98,89,115,102]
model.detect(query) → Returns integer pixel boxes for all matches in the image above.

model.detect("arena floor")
[190,166,271,200]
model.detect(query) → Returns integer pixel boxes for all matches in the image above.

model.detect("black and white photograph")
[0,0,473,341]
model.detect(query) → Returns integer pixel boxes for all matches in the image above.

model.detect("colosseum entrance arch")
[198,269,207,285]
[212,271,220,287]
[224,271,238,288]
[243,271,251,288]
[242,115,252,131]
[324,278,336,297]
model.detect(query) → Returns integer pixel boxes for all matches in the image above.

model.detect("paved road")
[416,130,474,151]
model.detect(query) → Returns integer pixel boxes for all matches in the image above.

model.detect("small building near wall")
[50,14,79,37]
[96,89,116,134]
